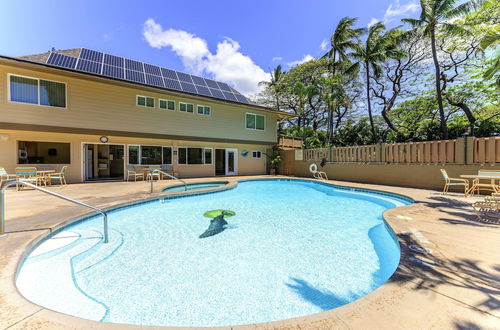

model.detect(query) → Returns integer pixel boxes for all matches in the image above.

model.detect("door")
[225,149,238,176]
[84,145,93,180]
[215,149,226,175]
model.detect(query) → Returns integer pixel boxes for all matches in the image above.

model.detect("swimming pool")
[162,181,227,193]
[17,179,411,327]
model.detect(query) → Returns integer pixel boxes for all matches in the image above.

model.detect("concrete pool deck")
[0,175,499,330]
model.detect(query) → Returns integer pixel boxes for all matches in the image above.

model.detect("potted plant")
[265,147,282,175]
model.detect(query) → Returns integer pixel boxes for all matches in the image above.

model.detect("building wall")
[0,129,268,182]
[0,61,278,143]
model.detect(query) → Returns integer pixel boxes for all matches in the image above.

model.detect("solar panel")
[125,69,145,83]
[104,54,124,67]
[190,75,207,86]
[234,94,249,103]
[204,79,220,89]
[217,82,232,92]
[102,64,124,79]
[180,82,197,93]
[161,68,178,80]
[163,78,182,91]
[125,59,143,72]
[76,59,102,74]
[46,53,77,69]
[223,91,238,101]
[209,88,225,99]
[80,49,103,63]
[144,63,162,76]
[145,74,164,88]
[195,85,212,97]
[176,72,193,83]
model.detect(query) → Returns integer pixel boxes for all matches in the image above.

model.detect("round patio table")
[460,174,500,195]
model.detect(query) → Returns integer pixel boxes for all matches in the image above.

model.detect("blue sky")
[0,0,420,95]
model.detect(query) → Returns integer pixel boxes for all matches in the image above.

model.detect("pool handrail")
[149,169,187,193]
[0,180,109,243]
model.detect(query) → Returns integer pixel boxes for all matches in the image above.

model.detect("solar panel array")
[46,49,249,104]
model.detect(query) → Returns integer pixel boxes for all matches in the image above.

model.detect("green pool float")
[199,209,236,239]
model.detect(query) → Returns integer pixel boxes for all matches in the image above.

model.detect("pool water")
[17,179,410,327]
[162,181,227,193]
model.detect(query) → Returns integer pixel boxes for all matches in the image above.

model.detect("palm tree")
[402,0,483,139]
[351,22,394,142]
[293,82,317,128]
[259,65,285,111]
[324,17,365,144]
[478,28,500,86]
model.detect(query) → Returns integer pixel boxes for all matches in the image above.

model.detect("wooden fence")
[302,136,500,165]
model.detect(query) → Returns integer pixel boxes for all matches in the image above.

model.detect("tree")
[351,22,394,142]
[402,0,484,139]
[259,65,285,111]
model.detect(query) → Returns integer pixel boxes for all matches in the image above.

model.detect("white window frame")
[179,102,194,114]
[159,98,175,111]
[252,150,262,159]
[136,95,155,108]
[127,144,172,165]
[245,112,265,130]
[7,73,68,109]
[177,147,213,165]
[196,104,211,116]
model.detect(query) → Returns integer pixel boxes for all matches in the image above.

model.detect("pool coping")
[1,175,498,329]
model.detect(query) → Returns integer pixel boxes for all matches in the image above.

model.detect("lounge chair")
[15,167,42,190]
[127,167,144,181]
[309,163,328,180]
[48,166,68,185]
[0,167,16,187]
[440,169,469,196]
[472,199,500,222]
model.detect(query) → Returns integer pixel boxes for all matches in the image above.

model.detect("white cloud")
[142,18,269,95]
[320,39,329,51]
[272,56,283,62]
[369,0,419,26]
[286,54,315,67]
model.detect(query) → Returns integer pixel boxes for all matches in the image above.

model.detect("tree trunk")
[381,108,398,132]
[430,29,448,139]
[365,62,377,142]
[445,96,476,136]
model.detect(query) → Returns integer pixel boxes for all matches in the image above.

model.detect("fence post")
[375,143,385,163]
[455,137,465,164]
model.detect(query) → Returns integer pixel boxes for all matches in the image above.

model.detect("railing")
[474,137,500,164]
[304,148,328,162]
[0,181,108,243]
[149,169,187,193]
[278,136,303,149]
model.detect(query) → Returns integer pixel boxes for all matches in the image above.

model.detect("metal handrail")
[149,169,187,193]
[1,181,109,243]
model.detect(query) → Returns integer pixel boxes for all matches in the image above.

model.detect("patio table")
[36,170,55,186]
[460,174,500,195]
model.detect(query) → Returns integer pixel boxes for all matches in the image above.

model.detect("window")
[9,74,66,108]
[197,105,211,116]
[128,145,172,165]
[159,99,175,111]
[252,151,262,159]
[137,95,155,108]
[246,113,265,130]
[18,141,70,164]
[177,147,212,165]
[179,102,194,113]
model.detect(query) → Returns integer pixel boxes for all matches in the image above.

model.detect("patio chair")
[309,163,328,180]
[472,199,500,223]
[48,166,68,185]
[126,167,144,182]
[15,167,42,190]
[159,165,173,179]
[0,167,16,187]
[440,169,469,196]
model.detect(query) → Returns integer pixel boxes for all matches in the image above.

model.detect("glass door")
[225,149,238,176]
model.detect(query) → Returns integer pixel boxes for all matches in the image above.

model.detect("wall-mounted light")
[100,136,109,143]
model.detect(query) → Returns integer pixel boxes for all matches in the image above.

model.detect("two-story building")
[0,48,292,182]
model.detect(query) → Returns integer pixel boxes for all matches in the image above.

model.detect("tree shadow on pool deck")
[285,278,351,311]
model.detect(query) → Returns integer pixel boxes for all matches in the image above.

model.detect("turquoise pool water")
[162,181,227,193]
[17,179,411,327]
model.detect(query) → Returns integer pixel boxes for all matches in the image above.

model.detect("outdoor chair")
[15,167,42,190]
[48,166,68,185]
[309,163,328,180]
[472,199,500,223]
[440,169,469,196]
[0,167,16,187]
[159,165,173,179]
[127,167,144,182]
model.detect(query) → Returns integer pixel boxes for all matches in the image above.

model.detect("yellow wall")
[0,129,268,182]
[0,61,278,143]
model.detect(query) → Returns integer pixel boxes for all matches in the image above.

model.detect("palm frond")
[444,0,484,19]
[440,22,470,36]
[479,29,500,50]
[401,18,424,28]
